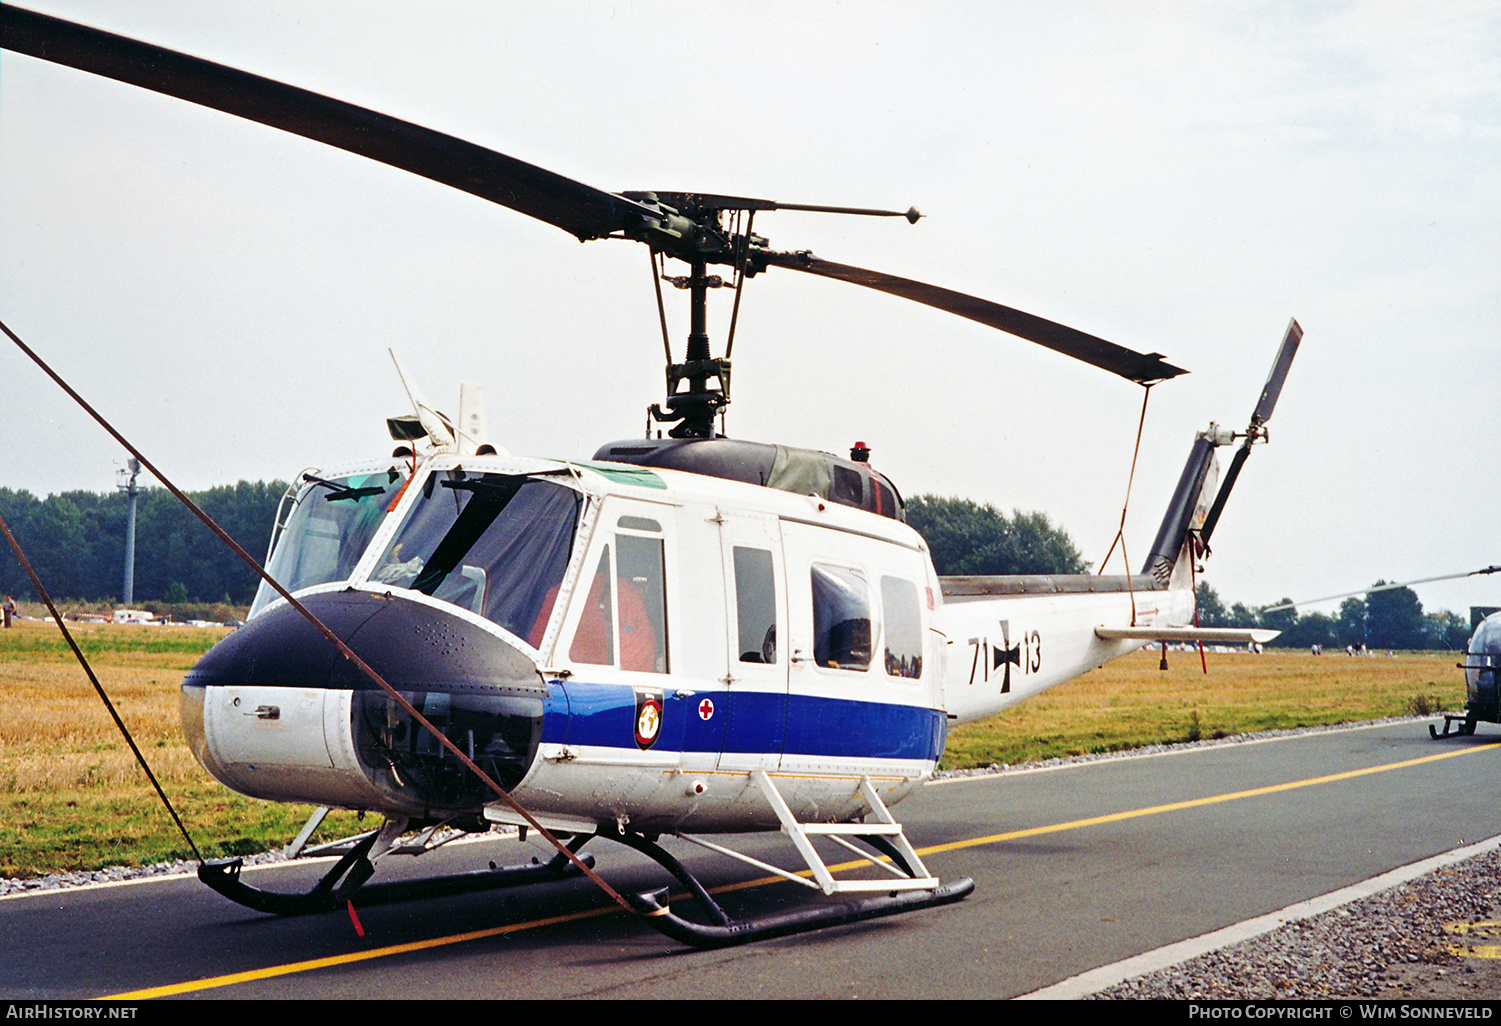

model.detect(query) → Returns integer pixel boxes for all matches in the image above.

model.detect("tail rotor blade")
[1200,318,1304,544]
[1199,443,1248,544]
[1250,318,1303,427]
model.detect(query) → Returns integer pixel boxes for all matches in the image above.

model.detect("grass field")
[941,645,1463,767]
[0,619,366,879]
[0,618,1469,879]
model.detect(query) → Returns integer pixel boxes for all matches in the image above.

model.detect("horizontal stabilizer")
[1095,626,1280,645]
[942,573,1164,598]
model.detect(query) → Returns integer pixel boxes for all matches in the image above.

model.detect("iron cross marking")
[995,620,1021,693]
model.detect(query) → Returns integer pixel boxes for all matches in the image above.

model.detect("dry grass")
[0,619,362,877]
[0,620,220,792]
[942,647,1465,767]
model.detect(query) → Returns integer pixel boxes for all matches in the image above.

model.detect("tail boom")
[937,574,1194,724]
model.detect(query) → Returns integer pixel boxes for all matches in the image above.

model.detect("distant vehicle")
[111,609,156,625]
[1432,612,1501,738]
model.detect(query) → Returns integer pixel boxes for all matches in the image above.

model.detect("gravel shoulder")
[1094,849,1501,1000]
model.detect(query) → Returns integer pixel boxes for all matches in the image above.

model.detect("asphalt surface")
[5,719,1501,1000]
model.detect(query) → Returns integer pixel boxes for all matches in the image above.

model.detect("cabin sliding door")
[716,511,789,772]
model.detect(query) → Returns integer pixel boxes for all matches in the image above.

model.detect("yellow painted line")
[100,741,1492,999]
[1445,920,1501,958]
[101,905,616,1000]
[915,743,1490,857]
[1444,920,1501,935]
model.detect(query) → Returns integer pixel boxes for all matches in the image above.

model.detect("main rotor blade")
[1259,566,1501,614]
[1250,317,1303,427]
[633,191,921,222]
[758,251,1186,384]
[1,6,658,241]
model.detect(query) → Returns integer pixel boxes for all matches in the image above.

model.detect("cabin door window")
[716,512,788,771]
[732,546,777,665]
[811,563,872,672]
[880,576,924,680]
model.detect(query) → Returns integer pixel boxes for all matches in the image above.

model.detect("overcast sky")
[2,1,1497,618]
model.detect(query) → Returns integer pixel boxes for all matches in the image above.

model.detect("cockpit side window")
[251,469,407,618]
[564,528,669,674]
[569,548,615,665]
[617,533,668,673]
[373,472,581,642]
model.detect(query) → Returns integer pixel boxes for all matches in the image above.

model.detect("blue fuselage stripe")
[542,680,944,762]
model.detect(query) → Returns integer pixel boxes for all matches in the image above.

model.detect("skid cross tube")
[595,772,973,949]
[597,827,973,950]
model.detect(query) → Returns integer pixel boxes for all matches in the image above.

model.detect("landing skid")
[1430,713,1478,739]
[198,826,593,916]
[197,776,973,946]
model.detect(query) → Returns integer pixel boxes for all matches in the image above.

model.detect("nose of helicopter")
[181,590,547,816]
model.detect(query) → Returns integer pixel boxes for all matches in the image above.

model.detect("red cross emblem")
[698,698,715,721]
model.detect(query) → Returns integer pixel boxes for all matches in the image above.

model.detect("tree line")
[1194,581,1471,652]
[0,484,1478,650]
[903,495,1087,576]
[0,487,1086,607]
[0,481,287,606]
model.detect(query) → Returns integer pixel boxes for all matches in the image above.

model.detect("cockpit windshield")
[250,469,408,618]
[1472,617,1501,658]
[372,471,581,644]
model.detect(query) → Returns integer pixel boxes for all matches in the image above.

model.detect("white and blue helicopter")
[3,7,1297,947]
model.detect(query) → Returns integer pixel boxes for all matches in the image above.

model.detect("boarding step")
[752,771,939,895]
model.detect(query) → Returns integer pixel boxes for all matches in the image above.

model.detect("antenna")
[116,457,142,605]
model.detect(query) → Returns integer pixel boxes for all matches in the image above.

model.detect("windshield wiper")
[412,476,527,594]
[305,473,396,502]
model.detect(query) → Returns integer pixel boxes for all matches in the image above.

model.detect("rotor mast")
[649,257,732,439]
[640,197,922,439]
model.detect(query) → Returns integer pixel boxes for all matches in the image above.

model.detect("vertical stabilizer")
[1142,433,1222,584]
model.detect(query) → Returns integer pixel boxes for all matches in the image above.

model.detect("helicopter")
[1443,611,1501,739]
[2,6,1296,947]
